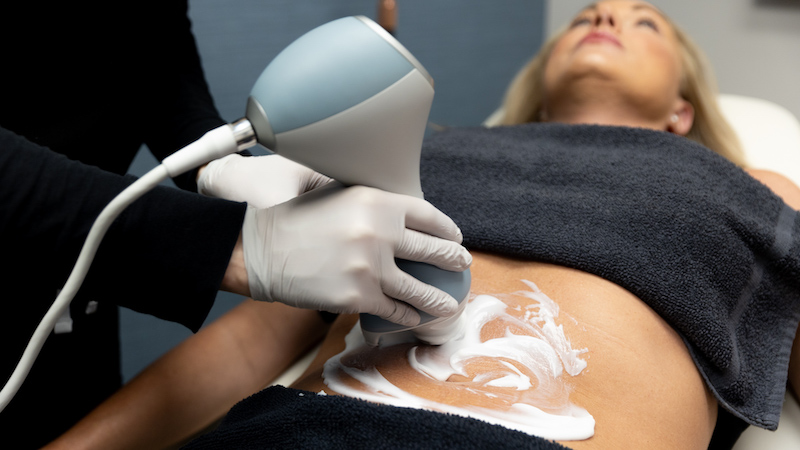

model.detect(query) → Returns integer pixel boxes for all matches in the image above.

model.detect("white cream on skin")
[322,280,595,440]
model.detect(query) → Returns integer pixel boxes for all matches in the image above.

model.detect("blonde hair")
[498,16,746,166]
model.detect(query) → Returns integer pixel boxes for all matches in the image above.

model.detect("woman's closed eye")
[636,17,659,31]
[570,16,592,28]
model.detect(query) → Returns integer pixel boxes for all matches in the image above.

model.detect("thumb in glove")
[197,153,332,209]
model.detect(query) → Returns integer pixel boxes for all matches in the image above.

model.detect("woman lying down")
[47,1,800,449]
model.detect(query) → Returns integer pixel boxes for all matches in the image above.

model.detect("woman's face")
[543,0,685,123]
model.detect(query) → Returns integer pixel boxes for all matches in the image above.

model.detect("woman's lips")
[579,31,622,48]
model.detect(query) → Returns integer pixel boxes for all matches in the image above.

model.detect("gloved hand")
[241,182,472,326]
[197,153,332,208]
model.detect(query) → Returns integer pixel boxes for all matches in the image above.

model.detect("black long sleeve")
[0,127,245,330]
[0,126,246,445]
[0,0,240,321]
[0,1,226,191]
[0,2,244,442]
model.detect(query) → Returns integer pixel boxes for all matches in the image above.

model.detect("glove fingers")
[396,229,472,272]
[307,172,334,191]
[382,269,459,318]
[399,196,464,244]
[375,300,420,326]
[348,286,420,326]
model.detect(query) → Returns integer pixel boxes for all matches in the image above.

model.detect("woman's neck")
[545,99,665,131]
[542,80,669,131]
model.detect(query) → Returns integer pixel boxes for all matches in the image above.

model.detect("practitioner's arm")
[44,300,330,450]
[746,169,800,403]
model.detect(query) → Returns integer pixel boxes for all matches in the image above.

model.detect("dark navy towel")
[418,123,800,430]
[183,386,571,450]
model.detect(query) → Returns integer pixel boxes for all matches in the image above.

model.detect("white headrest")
[717,94,800,185]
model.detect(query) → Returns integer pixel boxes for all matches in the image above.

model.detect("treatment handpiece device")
[244,16,471,346]
[0,15,470,413]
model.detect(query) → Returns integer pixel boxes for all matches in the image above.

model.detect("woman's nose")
[593,10,616,28]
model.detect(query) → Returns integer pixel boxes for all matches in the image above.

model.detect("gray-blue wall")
[124,0,545,382]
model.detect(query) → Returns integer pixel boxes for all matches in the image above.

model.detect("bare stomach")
[291,251,718,449]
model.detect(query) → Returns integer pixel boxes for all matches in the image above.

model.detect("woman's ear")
[537,106,549,122]
[667,99,694,136]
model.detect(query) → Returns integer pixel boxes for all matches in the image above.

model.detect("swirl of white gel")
[322,280,594,441]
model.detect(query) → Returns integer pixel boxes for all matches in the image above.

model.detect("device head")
[245,16,434,197]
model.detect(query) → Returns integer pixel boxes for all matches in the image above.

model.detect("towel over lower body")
[184,386,571,450]
[186,123,800,447]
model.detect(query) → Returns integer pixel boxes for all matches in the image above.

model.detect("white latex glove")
[241,182,472,326]
[197,153,332,209]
